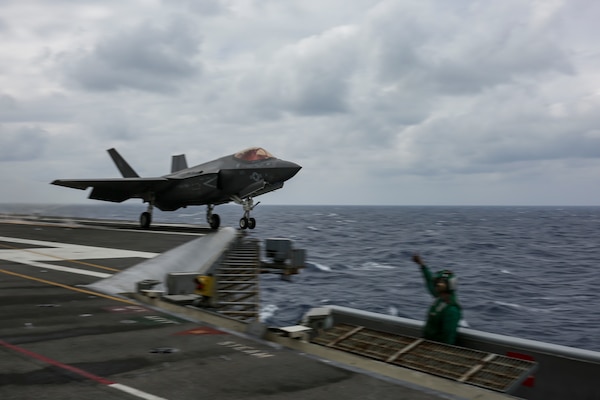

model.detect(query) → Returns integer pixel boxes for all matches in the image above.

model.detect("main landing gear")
[206,204,221,230]
[140,202,153,229]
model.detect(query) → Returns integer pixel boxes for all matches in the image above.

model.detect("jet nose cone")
[279,160,302,180]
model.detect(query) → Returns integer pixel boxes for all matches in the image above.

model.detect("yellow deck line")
[0,268,138,305]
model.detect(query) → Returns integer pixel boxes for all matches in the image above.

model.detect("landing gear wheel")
[209,214,221,230]
[140,212,152,229]
[232,196,260,230]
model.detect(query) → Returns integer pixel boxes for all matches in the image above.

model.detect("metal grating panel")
[215,238,260,323]
[311,323,537,393]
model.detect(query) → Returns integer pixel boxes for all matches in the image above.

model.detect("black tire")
[248,217,256,229]
[140,212,152,229]
[209,214,221,230]
[239,217,248,230]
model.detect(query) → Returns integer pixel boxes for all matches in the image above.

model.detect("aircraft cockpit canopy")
[234,147,274,161]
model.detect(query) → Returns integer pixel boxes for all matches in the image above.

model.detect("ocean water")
[2,203,600,352]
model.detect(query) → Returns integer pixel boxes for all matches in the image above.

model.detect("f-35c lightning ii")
[51,147,301,230]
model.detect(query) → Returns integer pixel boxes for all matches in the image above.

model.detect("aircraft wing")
[51,178,171,202]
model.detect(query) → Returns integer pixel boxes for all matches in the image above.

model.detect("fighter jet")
[51,147,301,230]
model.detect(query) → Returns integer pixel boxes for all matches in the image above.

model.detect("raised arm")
[412,254,436,297]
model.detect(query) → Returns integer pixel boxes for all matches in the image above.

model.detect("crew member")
[412,254,462,345]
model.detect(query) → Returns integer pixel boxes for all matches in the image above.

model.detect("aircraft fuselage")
[155,155,301,211]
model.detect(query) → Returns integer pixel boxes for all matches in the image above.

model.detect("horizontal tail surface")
[107,148,139,178]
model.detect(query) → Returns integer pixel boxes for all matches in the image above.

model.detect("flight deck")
[0,217,452,400]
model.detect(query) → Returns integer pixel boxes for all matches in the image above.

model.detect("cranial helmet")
[434,270,457,292]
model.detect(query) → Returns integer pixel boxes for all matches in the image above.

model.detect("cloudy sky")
[1,0,599,206]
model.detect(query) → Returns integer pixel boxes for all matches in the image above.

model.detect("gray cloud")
[0,94,17,114]
[0,93,74,123]
[366,1,573,95]
[167,0,228,16]
[0,125,48,162]
[63,17,203,93]
[234,25,358,118]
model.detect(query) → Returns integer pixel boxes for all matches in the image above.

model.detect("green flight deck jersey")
[421,265,462,345]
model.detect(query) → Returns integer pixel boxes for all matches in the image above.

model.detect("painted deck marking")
[0,236,157,277]
[104,305,150,313]
[0,339,168,400]
[176,327,225,335]
[0,242,121,272]
[218,341,274,358]
[0,268,138,305]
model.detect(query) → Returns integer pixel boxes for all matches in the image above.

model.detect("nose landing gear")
[233,196,259,230]
[239,215,256,230]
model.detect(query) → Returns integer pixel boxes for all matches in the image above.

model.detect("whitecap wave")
[352,262,395,271]
[260,304,279,322]
[306,262,331,272]
[494,301,521,309]
[177,212,203,218]
[493,301,552,314]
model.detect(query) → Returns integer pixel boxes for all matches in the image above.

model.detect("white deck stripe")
[109,383,169,400]
[0,236,157,277]
[7,259,112,278]
[0,236,158,258]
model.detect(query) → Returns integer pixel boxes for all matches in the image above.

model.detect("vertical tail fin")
[171,154,188,173]
[107,148,139,178]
